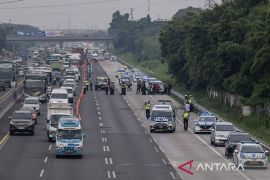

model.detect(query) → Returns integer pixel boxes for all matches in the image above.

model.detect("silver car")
[210,122,235,146]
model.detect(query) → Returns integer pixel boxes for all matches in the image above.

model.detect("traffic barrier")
[116,58,270,151]
[0,82,24,120]
[76,63,87,120]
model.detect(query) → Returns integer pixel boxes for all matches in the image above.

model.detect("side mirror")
[265,150,269,156]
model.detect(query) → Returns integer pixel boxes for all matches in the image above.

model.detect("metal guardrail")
[115,57,270,151]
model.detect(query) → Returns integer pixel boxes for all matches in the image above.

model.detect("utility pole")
[205,0,215,9]
[130,8,134,21]
[147,0,150,16]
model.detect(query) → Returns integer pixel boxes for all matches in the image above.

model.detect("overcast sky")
[0,0,221,30]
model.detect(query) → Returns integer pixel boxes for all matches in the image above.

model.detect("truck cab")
[55,117,84,158]
[47,103,73,142]
[150,100,176,133]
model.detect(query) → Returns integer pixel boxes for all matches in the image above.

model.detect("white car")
[210,122,235,146]
[23,97,40,115]
[61,86,74,103]
[233,142,269,169]
[49,88,69,104]
[194,112,217,133]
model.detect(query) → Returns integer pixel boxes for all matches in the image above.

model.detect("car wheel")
[9,131,14,136]
[30,131,35,136]
[150,129,154,133]
[210,139,213,145]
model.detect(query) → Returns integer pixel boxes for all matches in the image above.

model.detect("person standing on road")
[184,102,190,112]
[89,78,93,91]
[167,83,172,95]
[189,95,194,112]
[144,101,151,120]
[136,82,141,94]
[182,111,189,131]
[105,83,109,95]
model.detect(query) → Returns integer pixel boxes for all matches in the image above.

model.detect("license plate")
[17,127,25,129]
[249,161,258,165]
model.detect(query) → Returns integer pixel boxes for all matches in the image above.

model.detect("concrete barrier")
[0,82,24,120]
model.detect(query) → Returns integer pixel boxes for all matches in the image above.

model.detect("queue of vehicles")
[5,46,86,158]
[112,55,269,169]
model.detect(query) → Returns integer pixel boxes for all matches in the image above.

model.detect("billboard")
[31,31,46,36]
[16,31,31,36]
[45,31,64,37]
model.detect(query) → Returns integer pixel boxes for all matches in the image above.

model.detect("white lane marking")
[162,158,167,165]
[98,117,102,121]
[160,147,165,153]
[96,103,99,106]
[103,146,106,152]
[0,134,9,150]
[44,156,48,163]
[98,111,101,115]
[109,158,113,165]
[144,130,148,134]
[100,122,103,127]
[141,124,145,128]
[102,137,108,143]
[97,107,100,111]
[149,138,153,143]
[105,158,108,164]
[40,169,44,178]
[169,171,176,179]
[154,146,159,152]
[112,171,116,179]
[103,145,110,152]
[100,129,106,134]
[106,146,110,152]
[149,95,158,102]
[128,103,131,106]
[107,171,111,179]
[48,145,52,151]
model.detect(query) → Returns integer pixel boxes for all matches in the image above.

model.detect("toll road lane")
[98,60,268,180]
[92,62,181,180]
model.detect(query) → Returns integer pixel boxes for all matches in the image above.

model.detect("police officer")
[89,78,93,91]
[182,111,189,131]
[84,79,89,92]
[144,101,151,120]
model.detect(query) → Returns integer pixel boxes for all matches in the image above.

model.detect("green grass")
[115,52,270,146]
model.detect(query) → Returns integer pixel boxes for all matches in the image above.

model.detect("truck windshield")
[25,80,45,87]
[57,129,82,139]
[50,115,70,127]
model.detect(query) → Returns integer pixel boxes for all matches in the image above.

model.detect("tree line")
[160,0,270,107]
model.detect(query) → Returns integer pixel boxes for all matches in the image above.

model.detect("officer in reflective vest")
[182,111,189,131]
[144,101,151,120]
[84,79,89,91]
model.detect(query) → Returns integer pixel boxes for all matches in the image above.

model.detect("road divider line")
[98,117,102,121]
[109,158,113,165]
[48,145,52,151]
[40,169,44,178]
[44,156,48,163]
[149,138,153,143]
[107,171,111,179]
[100,122,104,127]
[112,171,116,179]
[169,171,176,179]
[154,146,159,152]
[0,133,9,150]
[162,158,167,165]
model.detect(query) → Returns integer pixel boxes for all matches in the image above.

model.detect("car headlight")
[167,121,173,125]
[28,121,34,125]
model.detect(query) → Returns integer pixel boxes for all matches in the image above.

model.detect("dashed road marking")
[103,145,110,152]
[0,133,9,150]
[48,145,52,151]
[100,122,104,127]
[112,171,116,179]
[169,171,176,179]
[98,116,102,121]
[154,146,159,152]
[107,171,116,179]
[44,156,48,163]
[40,169,44,178]
[102,137,108,143]
[160,147,165,153]
[97,107,100,110]
[149,138,153,143]
[98,111,101,115]
[101,129,106,134]
[162,158,167,164]
[105,158,113,165]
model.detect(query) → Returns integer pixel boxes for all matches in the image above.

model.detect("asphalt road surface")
[99,60,270,180]
[0,62,181,180]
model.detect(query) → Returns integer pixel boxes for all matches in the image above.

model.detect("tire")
[210,139,213,145]
[30,130,35,136]
[9,131,14,136]
[150,129,154,133]
[56,155,60,158]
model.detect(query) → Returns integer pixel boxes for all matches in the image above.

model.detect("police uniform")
[182,112,189,131]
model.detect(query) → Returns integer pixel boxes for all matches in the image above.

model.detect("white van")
[49,88,69,104]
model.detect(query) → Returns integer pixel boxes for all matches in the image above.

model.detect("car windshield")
[66,72,75,76]
[13,112,32,119]
[24,99,39,104]
[241,145,264,153]
[229,134,252,142]
[216,125,235,131]
[57,129,82,139]
[51,93,67,99]
[199,116,216,122]
[151,110,172,117]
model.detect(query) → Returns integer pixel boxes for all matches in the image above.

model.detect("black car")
[9,111,35,135]
[225,132,253,157]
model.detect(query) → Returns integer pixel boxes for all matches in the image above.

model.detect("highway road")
[0,62,181,180]
[99,60,270,180]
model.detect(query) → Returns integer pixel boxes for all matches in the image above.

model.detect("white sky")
[0,0,221,30]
